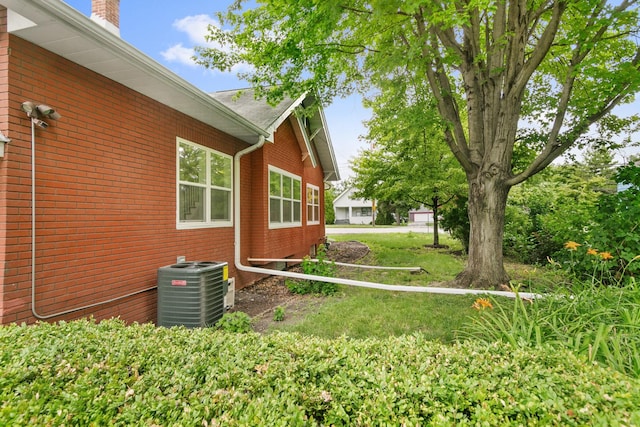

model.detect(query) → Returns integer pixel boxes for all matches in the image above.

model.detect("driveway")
[326,225,440,234]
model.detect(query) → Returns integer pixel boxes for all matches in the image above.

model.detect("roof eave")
[2,0,269,144]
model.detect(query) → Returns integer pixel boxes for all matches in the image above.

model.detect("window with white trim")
[354,207,373,217]
[306,184,320,224]
[177,138,232,228]
[269,166,301,228]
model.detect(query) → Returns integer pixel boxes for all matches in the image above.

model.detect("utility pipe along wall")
[24,104,156,320]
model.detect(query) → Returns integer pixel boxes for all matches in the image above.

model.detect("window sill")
[177,221,233,230]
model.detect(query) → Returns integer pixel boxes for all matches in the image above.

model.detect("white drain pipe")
[233,140,541,300]
[247,257,426,272]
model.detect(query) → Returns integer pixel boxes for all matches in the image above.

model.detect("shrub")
[503,179,597,264]
[1,319,639,425]
[440,196,470,253]
[273,306,285,322]
[543,166,639,284]
[286,245,338,296]
[215,311,252,333]
[588,165,640,282]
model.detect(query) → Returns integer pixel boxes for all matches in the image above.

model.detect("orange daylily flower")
[472,298,493,310]
[564,241,581,251]
[587,248,599,256]
[600,252,613,261]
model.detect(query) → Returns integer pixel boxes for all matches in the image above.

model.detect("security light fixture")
[21,101,61,123]
[32,118,49,129]
[37,104,61,120]
[21,101,37,118]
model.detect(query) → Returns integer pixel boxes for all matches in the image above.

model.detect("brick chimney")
[91,0,120,36]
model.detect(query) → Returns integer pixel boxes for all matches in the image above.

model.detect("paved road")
[326,225,441,234]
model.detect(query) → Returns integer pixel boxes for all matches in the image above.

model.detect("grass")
[263,232,640,378]
[268,232,509,341]
[461,282,640,378]
[330,232,465,283]
[274,288,482,341]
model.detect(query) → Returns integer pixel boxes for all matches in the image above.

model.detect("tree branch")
[339,5,372,15]
[510,1,566,99]
[507,3,640,186]
[408,194,429,207]
[413,8,472,172]
[314,42,381,54]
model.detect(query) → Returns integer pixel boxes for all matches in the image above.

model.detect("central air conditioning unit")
[157,261,228,328]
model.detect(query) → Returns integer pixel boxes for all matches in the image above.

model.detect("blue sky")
[64,0,637,176]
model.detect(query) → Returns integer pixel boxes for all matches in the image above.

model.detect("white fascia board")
[294,115,318,168]
[264,92,308,140]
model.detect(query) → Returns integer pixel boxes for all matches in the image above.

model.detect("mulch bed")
[230,241,369,329]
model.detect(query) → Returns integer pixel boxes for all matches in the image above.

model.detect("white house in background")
[408,208,434,225]
[333,188,374,224]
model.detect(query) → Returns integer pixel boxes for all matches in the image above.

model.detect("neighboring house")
[333,188,374,225]
[0,0,339,325]
[408,208,434,225]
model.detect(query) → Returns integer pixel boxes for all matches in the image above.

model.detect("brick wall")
[0,31,327,325]
[0,7,11,323]
[257,119,326,259]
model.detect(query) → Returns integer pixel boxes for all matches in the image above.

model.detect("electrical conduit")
[30,118,156,320]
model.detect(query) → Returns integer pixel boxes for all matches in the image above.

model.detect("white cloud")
[161,14,252,73]
[160,43,197,67]
[161,14,222,67]
[172,14,220,45]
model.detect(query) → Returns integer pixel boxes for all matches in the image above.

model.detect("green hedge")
[2,319,639,426]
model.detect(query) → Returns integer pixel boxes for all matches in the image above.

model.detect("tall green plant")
[461,282,640,378]
[440,196,470,253]
[589,165,640,282]
[503,162,610,265]
[324,187,336,225]
[351,77,466,246]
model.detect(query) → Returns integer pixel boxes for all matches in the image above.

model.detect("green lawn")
[264,233,640,379]
[268,232,514,341]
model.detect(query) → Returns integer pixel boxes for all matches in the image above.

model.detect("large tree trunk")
[453,172,511,288]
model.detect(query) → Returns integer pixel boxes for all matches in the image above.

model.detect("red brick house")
[0,0,339,325]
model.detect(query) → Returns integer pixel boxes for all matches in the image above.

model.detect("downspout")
[234,135,267,271]
[232,138,541,300]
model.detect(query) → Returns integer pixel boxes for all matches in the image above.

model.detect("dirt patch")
[230,240,369,333]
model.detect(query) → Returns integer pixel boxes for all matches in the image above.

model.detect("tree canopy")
[197,0,640,287]
[351,76,466,245]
